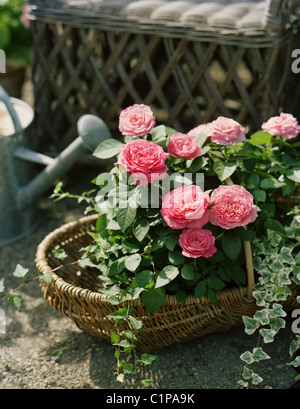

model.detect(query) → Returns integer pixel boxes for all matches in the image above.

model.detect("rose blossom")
[167,133,202,159]
[179,228,217,258]
[262,113,300,139]
[187,123,211,138]
[117,139,169,185]
[208,116,246,145]
[209,185,257,229]
[118,104,155,137]
[161,185,211,230]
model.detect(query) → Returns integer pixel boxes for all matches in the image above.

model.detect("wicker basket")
[35,213,299,352]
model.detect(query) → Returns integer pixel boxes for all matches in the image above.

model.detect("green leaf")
[120,360,134,373]
[181,264,195,281]
[250,131,272,145]
[240,351,255,365]
[194,281,207,298]
[175,289,187,303]
[125,254,142,272]
[110,330,120,344]
[222,231,242,261]
[8,293,22,312]
[286,167,300,183]
[207,276,225,291]
[116,206,137,232]
[133,218,150,242]
[12,264,29,280]
[247,173,260,189]
[252,347,270,362]
[141,379,154,387]
[252,189,266,203]
[260,178,286,189]
[93,138,122,159]
[213,161,237,182]
[243,316,259,335]
[168,250,185,266]
[38,272,53,287]
[134,270,154,288]
[140,353,157,365]
[141,287,166,313]
[259,328,276,343]
[129,316,143,330]
[155,265,180,288]
[165,234,179,251]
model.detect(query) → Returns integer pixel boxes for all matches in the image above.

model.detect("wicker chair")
[27,0,300,151]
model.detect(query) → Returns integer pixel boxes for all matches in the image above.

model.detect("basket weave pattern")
[35,214,298,352]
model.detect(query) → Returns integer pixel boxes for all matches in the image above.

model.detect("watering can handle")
[0,86,22,133]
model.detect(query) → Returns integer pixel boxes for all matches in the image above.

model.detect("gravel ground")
[0,163,299,391]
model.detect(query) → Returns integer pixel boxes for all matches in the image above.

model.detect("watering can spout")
[17,115,112,210]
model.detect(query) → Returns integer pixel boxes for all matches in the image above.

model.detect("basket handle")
[211,155,255,299]
[0,85,22,133]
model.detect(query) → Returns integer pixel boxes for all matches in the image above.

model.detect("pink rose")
[167,133,202,159]
[209,185,257,229]
[21,4,30,29]
[118,104,155,137]
[208,116,246,145]
[161,185,211,230]
[262,113,300,139]
[117,139,169,185]
[179,228,217,258]
[187,123,211,138]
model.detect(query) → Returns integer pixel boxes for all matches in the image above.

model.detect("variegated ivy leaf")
[259,328,276,343]
[252,347,271,362]
[254,309,270,326]
[269,303,287,318]
[243,316,259,335]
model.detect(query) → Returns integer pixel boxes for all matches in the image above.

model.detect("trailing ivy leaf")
[116,206,137,232]
[259,328,276,343]
[110,330,120,344]
[243,316,259,335]
[0,278,4,293]
[38,271,53,287]
[8,293,22,312]
[222,231,242,261]
[12,264,29,280]
[213,161,237,182]
[129,316,143,330]
[155,265,180,288]
[141,287,165,313]
[252,347,270,362]
[93,138,122,159]
[140,353,157,366]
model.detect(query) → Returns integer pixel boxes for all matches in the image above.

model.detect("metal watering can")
[0,86,111,246]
